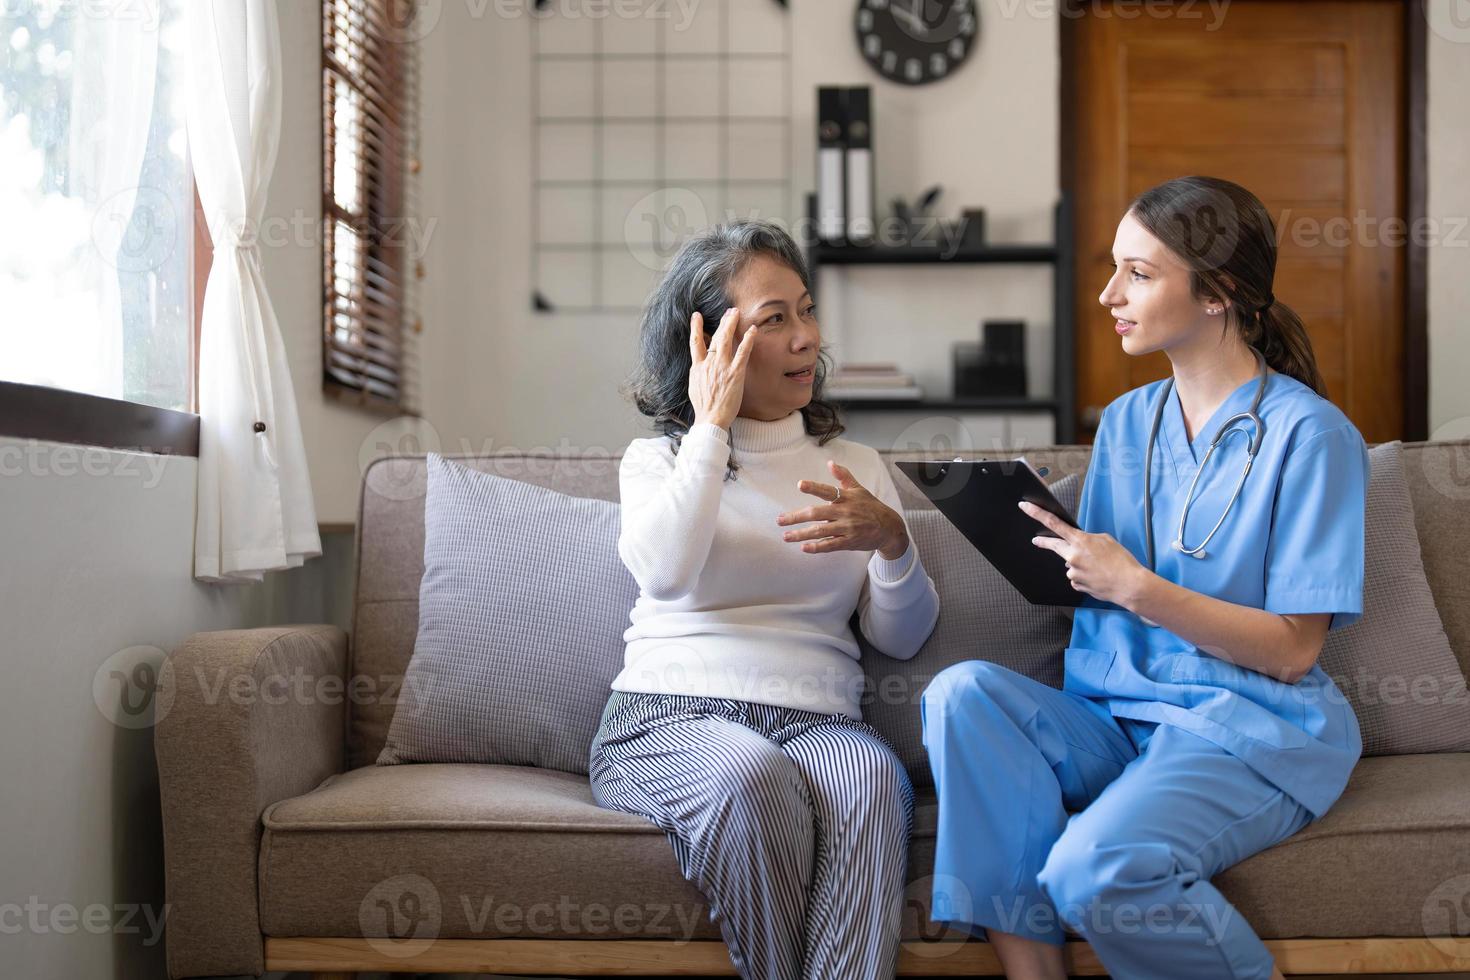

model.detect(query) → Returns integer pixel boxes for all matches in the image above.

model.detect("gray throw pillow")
[857,474,1081,787]
[376,454,637,774]
[1317,440,1470,755]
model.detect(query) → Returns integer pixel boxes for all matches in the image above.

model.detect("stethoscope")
[1142,347,1269,571]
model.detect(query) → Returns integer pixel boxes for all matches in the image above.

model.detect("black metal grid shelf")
[807,196,1076,442]
[831,396,1057,413]
[811,243,1058,265]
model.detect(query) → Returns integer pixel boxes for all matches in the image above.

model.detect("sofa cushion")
[1316,441,1470,755]
[350,452,624,770]
[856,474,1081,787]
[259,753,1470,943]
[376,454,637,774]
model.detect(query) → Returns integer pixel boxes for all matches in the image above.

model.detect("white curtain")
[187,0,320,582]
[67,0,160,400]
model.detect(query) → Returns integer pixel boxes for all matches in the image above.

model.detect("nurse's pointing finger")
[1029,534,1070,558]
[1018,500,1078,541]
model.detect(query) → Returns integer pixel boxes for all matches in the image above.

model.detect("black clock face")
[855,0,978,86]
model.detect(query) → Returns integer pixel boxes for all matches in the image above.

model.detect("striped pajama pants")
[588,690,914,980]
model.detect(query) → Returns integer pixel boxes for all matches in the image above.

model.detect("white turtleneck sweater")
[611,410,941,719]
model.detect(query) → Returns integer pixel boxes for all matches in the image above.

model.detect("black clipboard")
[896,458,1084,607]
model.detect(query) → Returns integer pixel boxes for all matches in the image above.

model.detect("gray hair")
[620,219,844,480]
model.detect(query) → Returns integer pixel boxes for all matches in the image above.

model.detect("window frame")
[0,180,208,458]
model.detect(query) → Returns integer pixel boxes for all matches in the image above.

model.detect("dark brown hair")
[1129,176,1326,397]
[621,220,844,480]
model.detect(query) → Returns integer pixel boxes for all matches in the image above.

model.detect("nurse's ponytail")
[1246,294,1325,398]
[1129,176,1327,398]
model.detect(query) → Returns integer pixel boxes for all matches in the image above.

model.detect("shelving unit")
[806,195,1075,444]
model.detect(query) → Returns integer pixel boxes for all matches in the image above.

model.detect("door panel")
[1070,1,1405,442]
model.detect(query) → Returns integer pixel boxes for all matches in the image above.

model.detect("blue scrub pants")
[921,660,1315,980]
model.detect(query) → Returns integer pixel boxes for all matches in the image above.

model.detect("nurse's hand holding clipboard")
[1019,500,1146,607]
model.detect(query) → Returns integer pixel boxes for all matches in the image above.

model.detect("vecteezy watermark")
[0,441,173,487]
[1275,208,1470,250]
[91,185,179,273]
[995,0,1230,29]
[356,419,635,502]
[623,187,710,272]
[93,646,429,730]
[361,874,443,958]
[93,646,168,731]
[358,416,444,503]
[1422,417,1470,502]
[890,416,980,457]
[898,874,977,958]
[213,211,438,261]
[506,0,702,29]
[457,893,705,940]
[358,874,707,959]
[0,0,164,30]
[0,898,169,945]
[1424,0,1470,44]
[1421,872,1470,962]
[372,0,705,41]
[881,0,977,44]
[621,190,975,271]
[991,893,1236,945]
[90,195,438,274]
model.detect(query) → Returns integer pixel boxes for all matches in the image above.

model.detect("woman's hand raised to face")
[689,307,757,430]
[776,460,911,561]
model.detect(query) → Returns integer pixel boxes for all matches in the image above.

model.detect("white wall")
[1428,16,1470,441]
[0,4,361,979]
[415,0,1470,454]
[414,0,1059,459]
[0,438,355,980]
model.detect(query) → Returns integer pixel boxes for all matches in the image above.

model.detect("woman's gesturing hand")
[688,307,756,430]
[776,460,910,561]
[1020,500,1148,608]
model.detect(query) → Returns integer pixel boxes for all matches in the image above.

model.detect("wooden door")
[1067,1,1405,443]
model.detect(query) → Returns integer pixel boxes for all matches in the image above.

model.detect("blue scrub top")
[1067,367,1369,818]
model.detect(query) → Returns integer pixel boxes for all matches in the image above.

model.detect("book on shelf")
[827,361,920,399]
[826,384,925,401]
[828,375,915,388]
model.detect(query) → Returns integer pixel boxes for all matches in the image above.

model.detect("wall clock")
[854,0,978,86]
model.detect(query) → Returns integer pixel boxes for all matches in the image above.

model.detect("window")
[322,0,419,413]
[1,0,194,413]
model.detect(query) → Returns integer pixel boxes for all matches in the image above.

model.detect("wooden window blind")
[322,0,419,413]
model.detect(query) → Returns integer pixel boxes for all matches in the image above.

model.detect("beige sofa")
[154,441,1470,979]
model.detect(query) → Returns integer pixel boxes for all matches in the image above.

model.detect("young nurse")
[921,176,1369,980]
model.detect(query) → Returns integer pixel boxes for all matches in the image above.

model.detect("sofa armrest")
[154,624,347,979]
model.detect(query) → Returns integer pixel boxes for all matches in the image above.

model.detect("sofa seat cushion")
[259,763,722,941]
[1215,752,1470,940]
[259,755,1470,943]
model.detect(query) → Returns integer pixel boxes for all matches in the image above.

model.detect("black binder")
[816,87,847,242]
[844,86,874,242]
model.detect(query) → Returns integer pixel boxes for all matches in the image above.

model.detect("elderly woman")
[588,220,940,980]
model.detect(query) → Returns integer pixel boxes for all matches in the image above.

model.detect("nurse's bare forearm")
[1124,571,1316,683]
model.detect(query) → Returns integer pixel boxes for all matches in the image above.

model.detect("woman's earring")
[1206,306,1222,316]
